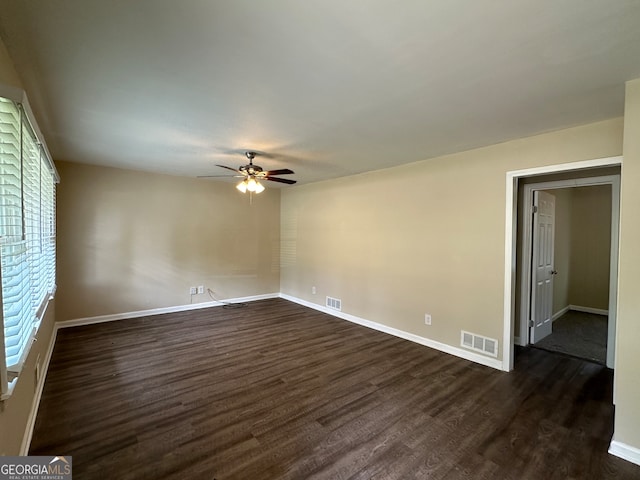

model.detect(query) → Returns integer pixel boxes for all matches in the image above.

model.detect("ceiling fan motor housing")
[241,151,263,175]
[240,164,262,174]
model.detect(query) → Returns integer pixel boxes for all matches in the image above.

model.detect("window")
[0,95,57,399]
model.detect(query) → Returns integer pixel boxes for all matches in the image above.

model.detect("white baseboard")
[552,305,570,321]
[20,325,59,455]
[551,305,608,321]
[609,439,640,466]
[569,305,609,316]
[57,293,280,329]
[25,291,505,452]
[279,294,504,371]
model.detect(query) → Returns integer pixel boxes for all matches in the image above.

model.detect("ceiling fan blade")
[265,176,297,185]
[197,174,245,178]
[215,164,242,174]
[263,168,294,176]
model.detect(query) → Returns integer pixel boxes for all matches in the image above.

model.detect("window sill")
[1,292,53,401]
[0,378,16,401]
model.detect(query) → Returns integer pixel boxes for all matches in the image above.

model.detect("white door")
[530,191,556,344]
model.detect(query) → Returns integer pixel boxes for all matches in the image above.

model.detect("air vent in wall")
[461,330,498,357]
[326,296,342,311]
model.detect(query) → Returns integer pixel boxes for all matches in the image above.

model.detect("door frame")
[503,156,622,372]
[518,175,620,368]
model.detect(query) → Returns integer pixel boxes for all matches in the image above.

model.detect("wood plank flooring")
[30,298,640,479]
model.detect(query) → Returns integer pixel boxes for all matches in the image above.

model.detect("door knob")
[551,270,558,275]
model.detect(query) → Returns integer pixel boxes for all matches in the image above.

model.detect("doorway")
[503,157,622,372]
[519,180,616,366]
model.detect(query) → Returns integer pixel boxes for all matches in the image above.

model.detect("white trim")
[506,156,622,179]
[57,293,280,329]
[55,292,507,373]
[569,305,609,316]
[280,293,504,371]
[607,177,621,371]
[504,156,622,371]
[552,305,571,322]
[551,305,608,321]
[19,325,58,455]
[504,172,518,367]
[609,439,640,467]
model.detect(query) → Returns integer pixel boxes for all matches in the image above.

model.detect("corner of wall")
[0,35,23,89]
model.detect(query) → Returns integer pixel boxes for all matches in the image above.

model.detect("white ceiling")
[1,1,639,185]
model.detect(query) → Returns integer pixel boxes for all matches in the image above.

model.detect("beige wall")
[568,185,611,310]
[551,189,572,315]
[281,117,623,354]
[0,37,58,455]
[55,161,281,321]
[550,186,612,315]
[615,78,640,450]
[0,37,22,89]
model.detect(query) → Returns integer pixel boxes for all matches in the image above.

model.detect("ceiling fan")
[199,151,296,194]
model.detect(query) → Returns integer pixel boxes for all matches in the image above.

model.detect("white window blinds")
[0,96,57,398]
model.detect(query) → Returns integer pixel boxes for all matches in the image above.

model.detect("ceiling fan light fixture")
[236,177,265,194]
[236,180,248,193]
[246,177,258,192]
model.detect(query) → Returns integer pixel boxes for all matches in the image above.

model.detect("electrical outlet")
[189,286,197,295]
[425,314,432,325]
[197,285,204,294]
[312,286,317,295]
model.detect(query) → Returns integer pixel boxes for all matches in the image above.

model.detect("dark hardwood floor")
[30,298,640,479]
